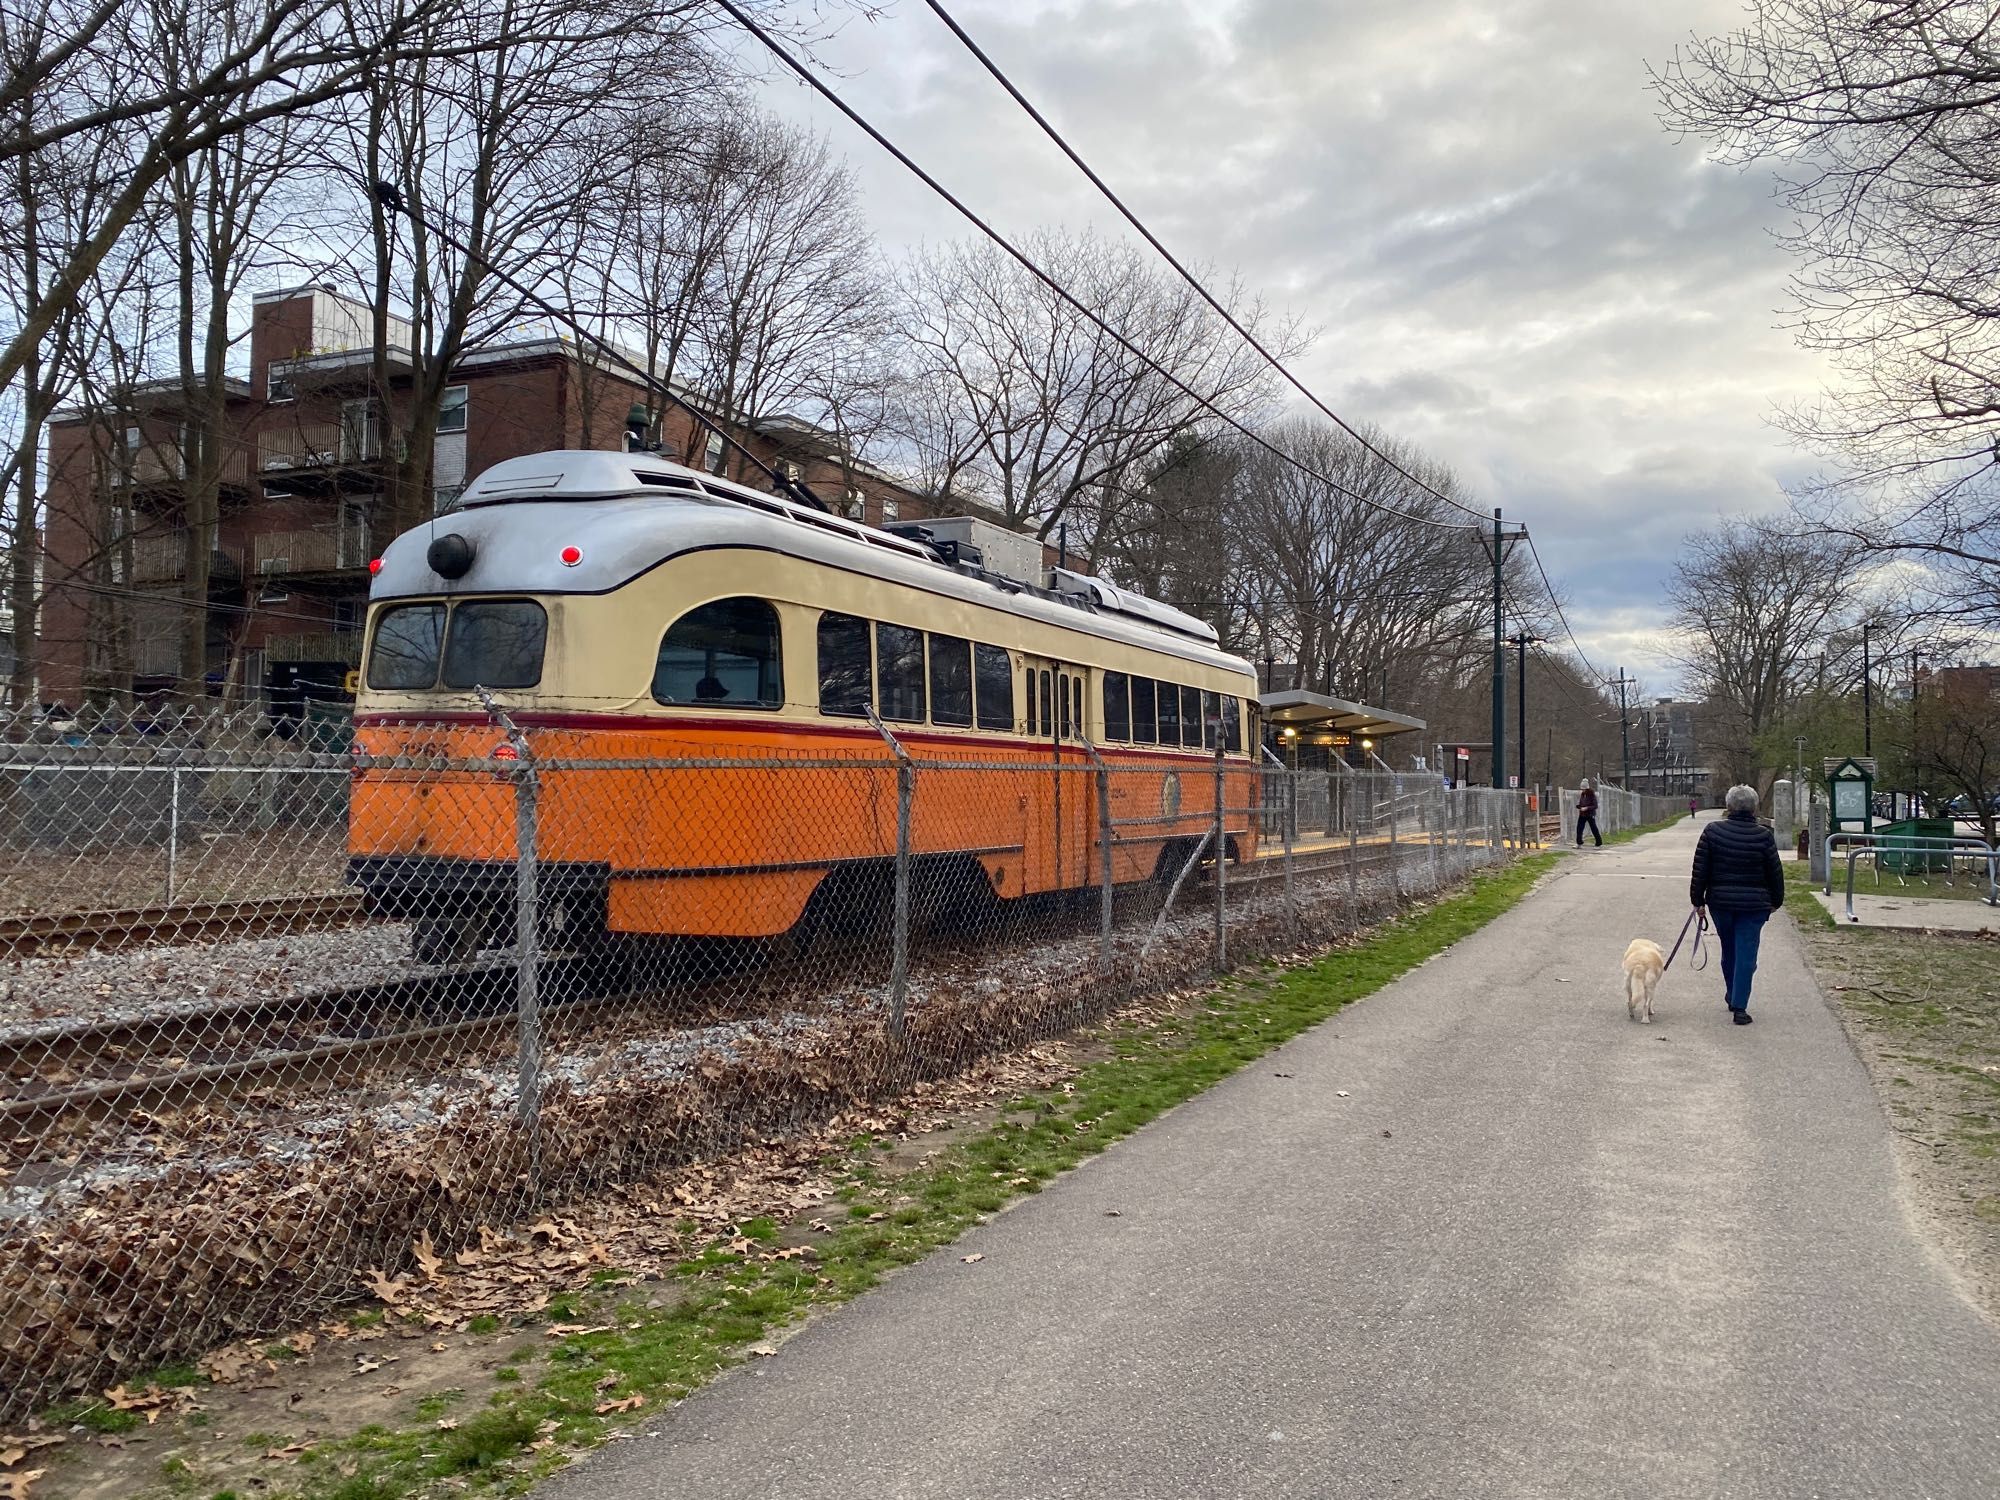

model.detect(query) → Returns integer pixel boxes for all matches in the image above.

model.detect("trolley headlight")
[426,533,476,579]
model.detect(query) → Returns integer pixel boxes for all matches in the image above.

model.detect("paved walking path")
[541,819,2000,1499]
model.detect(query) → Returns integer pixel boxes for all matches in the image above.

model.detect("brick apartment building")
[37,285,960,711]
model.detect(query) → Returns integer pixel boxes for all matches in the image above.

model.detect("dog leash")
[1663,907,1708,972]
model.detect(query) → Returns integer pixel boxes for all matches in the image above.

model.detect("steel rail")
[0,892,365,955]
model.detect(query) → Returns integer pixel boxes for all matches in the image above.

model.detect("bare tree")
[1656,1,2000,629]
[1910,666,2000,849]
[897,228,1301,539]
[329,0,724,541]
[689,118,887,472]
[1665,518,1866,783]
[0,0,457,392]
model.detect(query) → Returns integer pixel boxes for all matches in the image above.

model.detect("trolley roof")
[371,451,1250,675]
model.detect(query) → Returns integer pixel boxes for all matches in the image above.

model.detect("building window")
[437,384,468,433]
[703,430,725,475]
[652,597,783,709]
[268,374,295,404]
[879,491,899,523]
[843,489,865,522]
[432,486,465,516]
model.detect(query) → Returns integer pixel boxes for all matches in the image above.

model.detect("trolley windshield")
[366,599,547,691]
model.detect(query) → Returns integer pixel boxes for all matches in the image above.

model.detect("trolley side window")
[1200,690,1219,750]
[1223,695,1243,753]
[1104,671,1130,741]
[441,600,547,690]
[928,633,973,727]
[1182,685,1204,748]
[1157,679,1182,746]
[817,611,871,717]
[367,603,445,691]
[652,597,783,708]
[974,644,1013,731]
[1132,674,1157,743]
[877,622,926,723]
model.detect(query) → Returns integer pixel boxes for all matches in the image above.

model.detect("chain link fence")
[1,704,1545,1421]
[1555,783,1685,844]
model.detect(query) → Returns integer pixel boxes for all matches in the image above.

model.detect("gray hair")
[1725,784,1759,815]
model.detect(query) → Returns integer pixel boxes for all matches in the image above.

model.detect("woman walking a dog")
[1689,784,1787,1025]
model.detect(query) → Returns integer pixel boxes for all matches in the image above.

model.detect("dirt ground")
[1798,917,2000,1316]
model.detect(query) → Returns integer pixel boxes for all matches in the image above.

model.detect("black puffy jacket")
[1690,811,1786,913]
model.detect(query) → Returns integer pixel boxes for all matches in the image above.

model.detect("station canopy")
[1259,689,1425,745]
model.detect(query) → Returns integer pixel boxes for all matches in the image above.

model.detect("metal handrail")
[1824,831,2000,918]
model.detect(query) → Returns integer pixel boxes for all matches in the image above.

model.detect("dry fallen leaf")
[594,1394,645,1415]
[0,1467,45,1499]
[960,1253,984,1264]
[262,1442,312,1461]
[434,1419,459,1431]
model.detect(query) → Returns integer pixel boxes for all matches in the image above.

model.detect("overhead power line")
[916,0,1492,527]
[1523,530,1609,688]
[712,0,1480,535]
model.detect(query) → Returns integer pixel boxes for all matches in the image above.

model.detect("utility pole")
[1490,508,1505,789]
[1507,633,1543,791]
[1860,620,1873,757]
[1612,668,1635,788]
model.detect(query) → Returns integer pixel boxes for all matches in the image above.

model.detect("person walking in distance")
[1689,795,1699,820]
[1689,784,1787,1026]
[1575,779,1602,847]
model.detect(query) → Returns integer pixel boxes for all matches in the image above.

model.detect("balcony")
[257,418,401,496]
[266,629,363,666]
[127,533,246,588]
[252,523,371,578]
[120,443,252,492]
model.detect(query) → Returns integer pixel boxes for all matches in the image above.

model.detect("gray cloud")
[759,0,1827,685]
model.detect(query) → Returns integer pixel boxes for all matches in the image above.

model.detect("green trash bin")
[1877,818,1955,874]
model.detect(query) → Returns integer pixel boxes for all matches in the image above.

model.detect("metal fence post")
[513,755,542,1180]
[1262,750,1294,930]
[891,756,913,1036]
[1324,769,1337,838]
[1088,746,1114,973]
[1212,749,1227,971]
[165,764,181,905]
[1387,777,1399,900]
[1347,777,1360,917]
[478,687,542,1186]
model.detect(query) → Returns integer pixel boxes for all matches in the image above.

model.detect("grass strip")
[185,854,1558,1500]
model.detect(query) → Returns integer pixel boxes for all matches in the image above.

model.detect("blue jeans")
[1709,907,1769,1012]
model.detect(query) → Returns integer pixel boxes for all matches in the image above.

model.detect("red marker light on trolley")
[368,557,384,575]
[559,545,583,567]
[490,742,520,761]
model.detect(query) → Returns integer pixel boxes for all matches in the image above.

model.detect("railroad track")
[0,841,1425,1133]
[0,891,365,956]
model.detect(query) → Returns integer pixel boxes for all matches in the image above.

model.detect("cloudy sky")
[745,0,1830,691]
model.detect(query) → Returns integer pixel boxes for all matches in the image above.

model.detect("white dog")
[1622,938,1665,1023]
